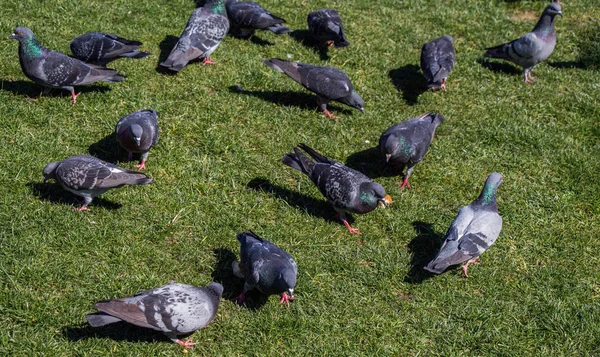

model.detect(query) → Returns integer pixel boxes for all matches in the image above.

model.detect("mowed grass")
[0,0,599,355]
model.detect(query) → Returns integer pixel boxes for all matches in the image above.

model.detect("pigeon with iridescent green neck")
[424,173,503,277]
[379,111,445,189]
[9,26,124,104]
[282,143,392,235]
[115,109,159,170]
[483,2,562,83]
[160,0,229,72]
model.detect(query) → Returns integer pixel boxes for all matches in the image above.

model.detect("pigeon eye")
[17,31,22,35]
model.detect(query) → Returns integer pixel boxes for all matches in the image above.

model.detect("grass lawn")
[1,0,600,355]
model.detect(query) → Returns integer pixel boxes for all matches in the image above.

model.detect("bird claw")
[202,58,216,65]
[71,92,81,105]
[279,292,296,306]
[176,339,197,349]
[323,110,339,119]
[135,161,147,170]
[73,205,90,212]
[233,291,246,305]
[397,178,411,189]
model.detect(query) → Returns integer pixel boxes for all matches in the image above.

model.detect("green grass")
[1,0,600,355]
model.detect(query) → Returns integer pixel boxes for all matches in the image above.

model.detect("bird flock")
[8,0,564,350]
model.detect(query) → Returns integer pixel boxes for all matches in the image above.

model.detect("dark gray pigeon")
[226,0,290,38]
[232,231,297,306]
[115,109,159,170]
[42,155,154,211]
[70,32,150,65]
[86,281,223,349]
[379,111,445,189]
[262,58,364,118]
[160,0,229,72]
[282,144,392,235]
[9,27,124,104]
[421,35,455,91]
[424,173,503,277]
[483,2,562,82]
[307,8,350,48]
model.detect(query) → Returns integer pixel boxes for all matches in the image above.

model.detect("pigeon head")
[476,172,503,206]
[129,124,143,147]
[340,90,364,113]
[359,182,392,209]
[431,111,446,125]
[206,282,224,298]
[545,2,563,17]
[276,267,297,296]
[441,35,454,43]
[42,161,60,183]
[382,134,402,163]
[9,26,34,42]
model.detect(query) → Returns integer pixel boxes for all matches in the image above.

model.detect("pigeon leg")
[279,292,296,306]
[135,160,147,170]
[327,41,334,47]
[233,289,247,305]
[176,339,198,349]
[460,257,480,278]
[335,212,361,235]
[127,152,133,161]
[73,205,90,212]
[527,72,536,81]
[397,167,414,189]
[323,109,339,119]
[441,79,447,92]
[71,90,81,104]
[202,58,216,65]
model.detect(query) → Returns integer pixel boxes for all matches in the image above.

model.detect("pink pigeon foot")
[203,58,216,65]
[73,205,90,212]
[327,41,334,47]
[135,160,147,170]
[397,176,411,189]
[323,109,339,119]
[335,213,361,235]
[71,91,81,105]
[279,292,296,306]
[461,256,480,278]
[176,339,197,349]
[233,289,247,305]
[441,79,447,92]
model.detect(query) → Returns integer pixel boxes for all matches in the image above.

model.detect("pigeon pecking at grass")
[424,173,504,278]
[10,26,124,104]
[483,1,562,83]
[70,32,150,65]
[421,35,455,91]
[307,8,350,48]
[115,109,159,170]
[86,282,223,349]
[160,0,229,72]
[379,111,445,189]
[226,0,290,38]
[232,231,298,306]
[42,155,154,211]
[282,144,392,235]
[262,58,364,118]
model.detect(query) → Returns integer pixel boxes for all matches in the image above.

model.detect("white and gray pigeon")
[484,1,562,83]
[115,109,159,171]
[70,32,150,65]
[9,27,124,104]
[86,282,223,349]
[232,231,297,306]
[282,143,392,235]
[424,173,504,277]
[42,155,154,211]
[307,8,350,48]
[160,0,229,72]
[262,58,364,118]
[225,0,290,38]
[421,35,455,91]
[379,111,445,189]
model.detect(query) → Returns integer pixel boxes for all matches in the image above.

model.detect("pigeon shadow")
[247,177,345,225]
[547,61,587,69]
[88,132,123,164]
[27,182,122,210]
[289,29,330,61]
[403,221,444,284]
[229,31,274,46]
[344,147,388,179]
[388,65,427,106]
[0,80,111,100]
[229,86,352,116]
[63,323,168,344]
[156,35,180,75]
[478,58,521,76]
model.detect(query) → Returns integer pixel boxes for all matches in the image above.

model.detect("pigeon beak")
[288,288,294,297]
[9,33,16,39]
[134,138,141,146]
[557,11,563,17]
[385,154,391,163]
[359,107,364,113]
[43,177,48,184]
[378,195,393,208]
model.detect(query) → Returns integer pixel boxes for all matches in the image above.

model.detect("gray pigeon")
[70,32,150,65]
[483,2,562,82]
[42,155,154,211]
[86,281,223,349]
[282,144,392,235]
[160,0,229,72]
[379,111,445,189]
[9,27,124,104]
[424,173,503,277]
[115,109,159,170]
[307,8,350,48]
[421,35,455,91]
[232,231,297,306]
[262,58,364,118]
[226,0,290,38]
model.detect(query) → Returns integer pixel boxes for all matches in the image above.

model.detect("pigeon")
[262,58,364,118]
[424,173,503,277]
[232,231,297,306]
[160,0,229,72]
[420,35,455,91]
[307,8,350,48]
[9,26,124,104]
[42,155,154,211]
[86,281,223,349]
[225,0,290,38]
[483,1,562,83]
[282,144,392,235]
[379,111,445,189]
[115,109,159,170]
[70,32,150,65]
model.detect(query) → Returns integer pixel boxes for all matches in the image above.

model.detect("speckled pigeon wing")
[229,2,284,29]
[181,9,229,58]
[56,156,150,190]
[311,163,365,210]
[299,66,352,100]
[509,32,544,61]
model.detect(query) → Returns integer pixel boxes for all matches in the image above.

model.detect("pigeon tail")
[262,58,302,83]
[423,261,448,274]
[86,312,122,327]
[333,30,350,48]
[160,47,200,72]
[133,177,154,185]
[121,50,150,59]
[282,148,315,176]
[102,73,125,83]
[267,24,291,35]
[297,143,334,164]
[483,44,510,60]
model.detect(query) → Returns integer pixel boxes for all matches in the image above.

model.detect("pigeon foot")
[73,205,90,212]
[461,257,480,278]
[135,160,147,170]
[233,289,247,305]
[279,292,296,306]
[397,177,411,189]
[441,79,447,92]
[323,109,339,119]
[176,339,197,349]
[202,58,216,65]
[71,91,81,105]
